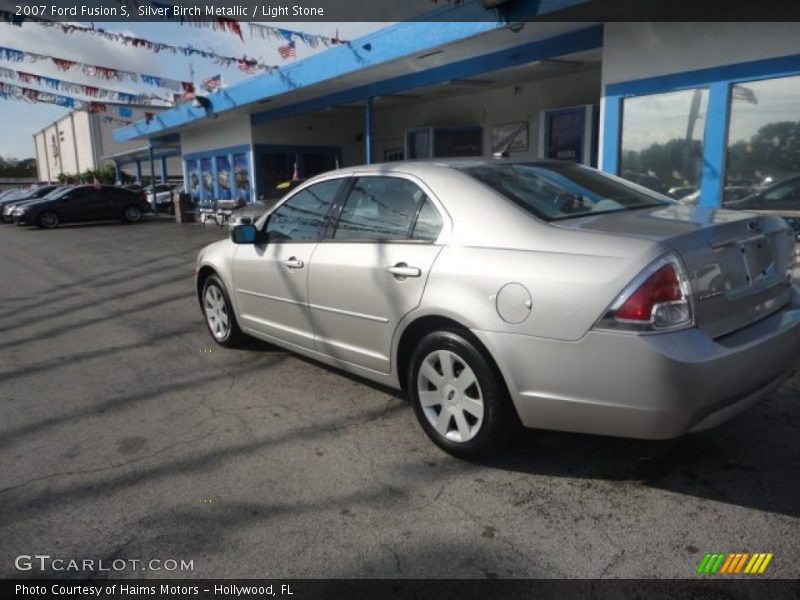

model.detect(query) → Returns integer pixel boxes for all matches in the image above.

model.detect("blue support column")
[113,161,121,185]
[699,81,731,208]
[135,160,142,183]
[365,96,374,165]
[600,94,622,175]
[160,157,167,183]
[148,146,156,186]
[148,146,156,212]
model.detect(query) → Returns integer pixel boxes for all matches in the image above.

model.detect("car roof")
[303,158,572,184]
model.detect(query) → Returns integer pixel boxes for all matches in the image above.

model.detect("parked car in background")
[726,174,800,241]
[12,185,149,228]
[679,185,758,206]
[227,200,270,230]
[146,183,181,213]
[195,159,800,457]
[1,185,61,222]
[226,180,305,230]
[0,188,27,214]
[668,186,696,199]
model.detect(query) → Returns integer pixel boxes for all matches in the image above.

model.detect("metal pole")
[135,160,142,183]
[365,96,374,165]
[160,157,167,183]
[149,145,156,212]
[113,161,121,185]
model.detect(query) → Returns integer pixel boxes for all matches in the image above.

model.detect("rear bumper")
[473,286,800,439]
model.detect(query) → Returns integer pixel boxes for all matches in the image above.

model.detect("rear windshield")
[460,163,672,222]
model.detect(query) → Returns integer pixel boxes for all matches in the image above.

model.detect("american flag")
[732,84,758,105]
[201,74,222,92]
[278,40,296,60]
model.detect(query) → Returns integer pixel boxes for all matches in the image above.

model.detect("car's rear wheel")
[122,205,143,223]
[408,329,517,457]
[37,210,60,229]
[202,275,244,347]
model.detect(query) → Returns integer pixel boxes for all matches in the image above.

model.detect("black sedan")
[2,185,62,222]
[12,185,150,228]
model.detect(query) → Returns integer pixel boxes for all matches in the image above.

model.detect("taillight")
[597,254,693,332]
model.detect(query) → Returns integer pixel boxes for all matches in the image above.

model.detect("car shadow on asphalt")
[473,397,800,518]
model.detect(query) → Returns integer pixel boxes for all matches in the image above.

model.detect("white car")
[146,183,181,212]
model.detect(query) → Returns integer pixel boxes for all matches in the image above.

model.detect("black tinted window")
[461,163,670,222]
[266,179,342,241]
[411,198,443,241]
[334,177,426,241]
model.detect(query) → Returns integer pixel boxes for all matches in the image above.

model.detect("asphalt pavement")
[0,218,798,579]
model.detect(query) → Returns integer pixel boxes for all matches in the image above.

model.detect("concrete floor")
[0,218,798,579]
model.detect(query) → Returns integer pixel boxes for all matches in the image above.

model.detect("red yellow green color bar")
[696,552,773,574]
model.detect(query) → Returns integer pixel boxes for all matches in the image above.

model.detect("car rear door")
[231,177,346,350]
[307,175,447,374]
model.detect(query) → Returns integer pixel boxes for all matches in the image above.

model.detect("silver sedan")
[195,159,800,457]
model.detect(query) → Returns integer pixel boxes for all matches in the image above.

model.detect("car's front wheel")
[37,210,60,229]
[122,204,143,223]
[202,274,245,347]
[408,329,517,457]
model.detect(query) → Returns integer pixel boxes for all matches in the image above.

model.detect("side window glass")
[411,198,444,241]
[266,179,342,242]
[333,177,423,241]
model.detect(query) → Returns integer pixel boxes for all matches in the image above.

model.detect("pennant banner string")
[0,10,277,73]
[0,80,140,113]
[0,66,171,105]
[0,44,195,95]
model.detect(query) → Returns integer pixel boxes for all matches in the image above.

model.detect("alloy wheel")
[40,211,59,228]
[124,205,142,221]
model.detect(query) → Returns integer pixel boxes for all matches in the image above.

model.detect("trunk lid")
[556,204,796,338]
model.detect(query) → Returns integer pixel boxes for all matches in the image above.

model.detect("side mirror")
[231,224,261,244]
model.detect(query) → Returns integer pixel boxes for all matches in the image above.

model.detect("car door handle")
[387,264,421,278]
[282,257,304,269]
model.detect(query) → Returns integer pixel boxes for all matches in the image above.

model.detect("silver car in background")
[195,160,800,457]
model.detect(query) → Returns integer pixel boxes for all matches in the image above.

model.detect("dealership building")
[112,3,800,208]
[34,105,182,183]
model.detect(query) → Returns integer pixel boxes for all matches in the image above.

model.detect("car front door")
[308,175,447,374]
[73,189,111,221]
[231,177,346,350]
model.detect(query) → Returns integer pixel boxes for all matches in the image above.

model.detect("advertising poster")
[547,109,585,163]
[186,160,199,202]
[233,153,251,203]
[215,155,232,200]
[200,157,213,200]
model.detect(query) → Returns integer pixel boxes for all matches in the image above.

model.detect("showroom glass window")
[265,179,343,242]
[620,88,708,196]
[726,74,800,190]
[333,177,434,241]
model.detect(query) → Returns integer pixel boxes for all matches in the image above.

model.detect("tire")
[407,329,518,458]
[201,274,245,347]
[122,204,143,223]
[37,210,60,229]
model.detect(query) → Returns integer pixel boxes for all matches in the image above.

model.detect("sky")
[0,21,384,159]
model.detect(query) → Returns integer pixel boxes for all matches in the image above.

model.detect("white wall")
[181,114,253,155]
[252,111,365,166]
[373,66,601,161]
[33,106,176,180]
[247,66,600,167]
[602,22,800,86]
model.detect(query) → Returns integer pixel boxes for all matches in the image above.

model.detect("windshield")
[460,163,672,222]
